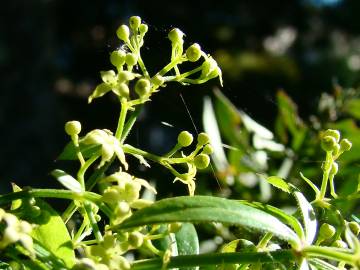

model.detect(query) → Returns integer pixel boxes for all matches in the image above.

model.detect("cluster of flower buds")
[101,172,155,225]
[0,208,33,254]
[74,232,131,270]
[169,131,213,195]
[321,129,352,157]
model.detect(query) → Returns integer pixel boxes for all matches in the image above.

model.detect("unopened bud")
[321,136,337,152]
[202,144,214,155]
[332,239,348,248]
[129,16,141,31]
[125,53,138,66]
[194,154,210,169]
[330,162,338,175]
[340,139,352,152]
[135,78,151,97]
[197,132,210,146]
[139,24,148,35]
[168,28,184,44]
[65,121,81,136]
[323,129,340,143]
[116,25,130,41]
[110,50,126,68]
[128,231,144,248]
[186,43,202,62]
[177,131,193,147]
[349,221,360,236]
[319,223,336,240]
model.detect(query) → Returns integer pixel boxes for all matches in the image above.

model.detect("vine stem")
[115,99,129,140]
[131,250,295,270]
[318,151,333,200]
[303,246,356,265]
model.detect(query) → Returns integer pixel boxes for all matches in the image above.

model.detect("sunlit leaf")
[31,200,75,268]
[293,190,317,245]
[116,196,301,247]
[51,169,82,192]
[265,176,291,193]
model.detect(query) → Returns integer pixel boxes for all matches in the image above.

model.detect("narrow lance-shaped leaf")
[175,223,199,270]
[115,196,301,248]
[293,190,317,245]
[51,169,82,192]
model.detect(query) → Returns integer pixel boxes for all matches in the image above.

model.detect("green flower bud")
[349,221,360,236]
[323,129,340,143]
[333,143,340,157]
[110,50,126,68]
[177,131,193,147]
[124,181,141,202]
[330,162,338,175]
[194,154,210,169]
[168,28,184,44]
[332,239,348,248]
[340,139,352,152]
[168,222,182,233]
[321,136,337,152]
[116,201,130,215]
[129,16,141,31]
[128,231,143,248]
[135,78,151,97]
[202,144,214,155]
[201,57,218,77]
[100,70,117,84]
[65,121,81,136]
[113,83,130,98]
[139,24,148,35]
[197,132,210,146]
[151,74,165,86]
[125,53,138,66]
[117,257,131,270]
[102,187,121,203]
[319,223,336,240]
[186,43,202,62]
[118,71,136,82]
[116,25,130,41]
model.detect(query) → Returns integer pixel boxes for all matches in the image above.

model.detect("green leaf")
[116,196,301,247]
[0,262,11,270]
[292,190,317,245]
[31,199,75,268]
[239,200,305,241]
[344,98,360,120]
[265,176,291,193]
[308,259,340,270]
[51,169,82,192]
[57,141,101,161]
[174,223,199,270]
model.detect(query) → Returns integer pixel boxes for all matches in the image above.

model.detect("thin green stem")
[73,219,88,244]
[164,144,182,158]
[318,151,333,200]
[71,134,85,166]
[77,155,100,190]
[62,162,109,223]
[120,105,143,144]
[303,246,356,265]
[131,250,296,270]
[158,57,186,76]
[84,202,103,242]
[257,233,273,249]
[115,100,129,140]
[123,144,163,163]
[329,173,338,198]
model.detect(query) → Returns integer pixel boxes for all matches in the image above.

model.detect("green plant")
[0,16,359,270]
